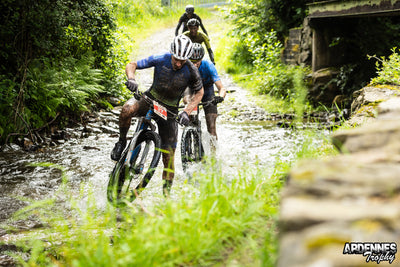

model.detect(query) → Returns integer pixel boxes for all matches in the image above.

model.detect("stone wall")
[282,28,302,66]
[282,18,312,67]
[278,86,400,266]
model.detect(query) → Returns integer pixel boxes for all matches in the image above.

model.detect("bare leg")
[205,113,218,152]
[162,147,176,196]
[118,98,141,141]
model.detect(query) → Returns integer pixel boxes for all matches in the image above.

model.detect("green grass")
[14,160,282,266]
[9,131,337,266]
[113,0,215,61]
[213,17,316,116]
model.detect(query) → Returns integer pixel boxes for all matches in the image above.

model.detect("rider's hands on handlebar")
[125,79,140,100]
[212,96,224,105]
[126,79,138,92]
[178,111,190,126]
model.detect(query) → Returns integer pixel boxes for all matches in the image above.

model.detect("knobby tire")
[181,127,203,172]
[107,130,162,204]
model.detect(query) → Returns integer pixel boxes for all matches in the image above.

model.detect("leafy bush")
[0,0,138,144]
[0,55,105,144]
[227,0,308,43]
[240,30,308,103]
[369,48,400,86]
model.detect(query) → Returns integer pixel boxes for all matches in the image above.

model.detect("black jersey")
[175,13,208,36]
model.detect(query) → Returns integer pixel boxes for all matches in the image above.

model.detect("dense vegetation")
[0,0,181,146]
[222,0,400,111]
[369,47,400,86]
[219,0,310,115]
[0,0,125,145]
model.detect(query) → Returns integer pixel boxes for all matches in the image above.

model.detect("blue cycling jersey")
[197,59,220,101]
[137,52,202,107]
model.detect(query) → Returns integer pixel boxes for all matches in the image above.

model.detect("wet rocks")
[309,67,341,106]
[347,86,400,126]
[1,109,121,152]
[0,198,27,222]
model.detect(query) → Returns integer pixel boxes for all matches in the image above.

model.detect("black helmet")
[185,5,194,14]
[190,43,205,61]
[170,35,193,60]
[187,18,200,27]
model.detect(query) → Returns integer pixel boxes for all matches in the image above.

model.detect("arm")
[126,61,137,80]
[184,87,204,115]
[175,21,183,36]
[214,80,226,99]
[200,33,215,64]
[200,22,208,36]
[207,48,215,65]
[196,15,208,36]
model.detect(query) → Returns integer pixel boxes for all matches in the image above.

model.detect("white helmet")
[185,5,194,14]
[190,43,205,61]
[170,35,193,60]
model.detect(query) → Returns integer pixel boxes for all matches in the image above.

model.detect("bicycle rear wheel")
[107,130,162,204]
[181,127,203,172]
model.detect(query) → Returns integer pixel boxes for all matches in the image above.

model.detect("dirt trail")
[120,16,274,201]
[131,16,268,121]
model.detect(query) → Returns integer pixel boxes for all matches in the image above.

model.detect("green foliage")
[0,55,106,143]
[227,0,308,43]
[217,2,311,115]
[247,31,290,97]
[16,160,284,266]
[0,0,127,144]
[224,28,310,105]
[369,48,400,86]
[0,78,18,140]
[0,0,120,79]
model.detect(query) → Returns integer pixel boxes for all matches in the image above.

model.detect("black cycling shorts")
[203,102,217,115]
[133,96,178,150]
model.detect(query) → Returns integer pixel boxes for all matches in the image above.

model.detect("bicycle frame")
[188,105,203,158]
[125,109,156,173]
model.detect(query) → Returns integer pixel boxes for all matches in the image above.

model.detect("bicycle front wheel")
[107,130,162,204]
[181,127,203,172]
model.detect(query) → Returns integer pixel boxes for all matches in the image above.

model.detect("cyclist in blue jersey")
[186,43,226,150]
[111,35,204,194]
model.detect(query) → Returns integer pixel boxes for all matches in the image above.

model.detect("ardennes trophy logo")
[343,242,397,264]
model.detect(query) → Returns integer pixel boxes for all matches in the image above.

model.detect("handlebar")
[130,87,222,126]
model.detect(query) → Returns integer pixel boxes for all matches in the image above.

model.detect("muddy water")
[0,21,329,260]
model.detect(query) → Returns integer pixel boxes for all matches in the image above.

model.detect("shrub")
[369,47,400,86]
[0,55,106,144]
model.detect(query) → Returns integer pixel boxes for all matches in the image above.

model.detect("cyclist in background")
[186,43,226,150]
[111,35,204,195]
[175,5,208,36]
[184,18,215,65]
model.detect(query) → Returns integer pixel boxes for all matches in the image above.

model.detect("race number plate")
[153,101,167,120]
[192,105,198,115]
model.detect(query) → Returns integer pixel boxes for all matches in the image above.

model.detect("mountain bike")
[107,91,177,204]
[180,100,213,173]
